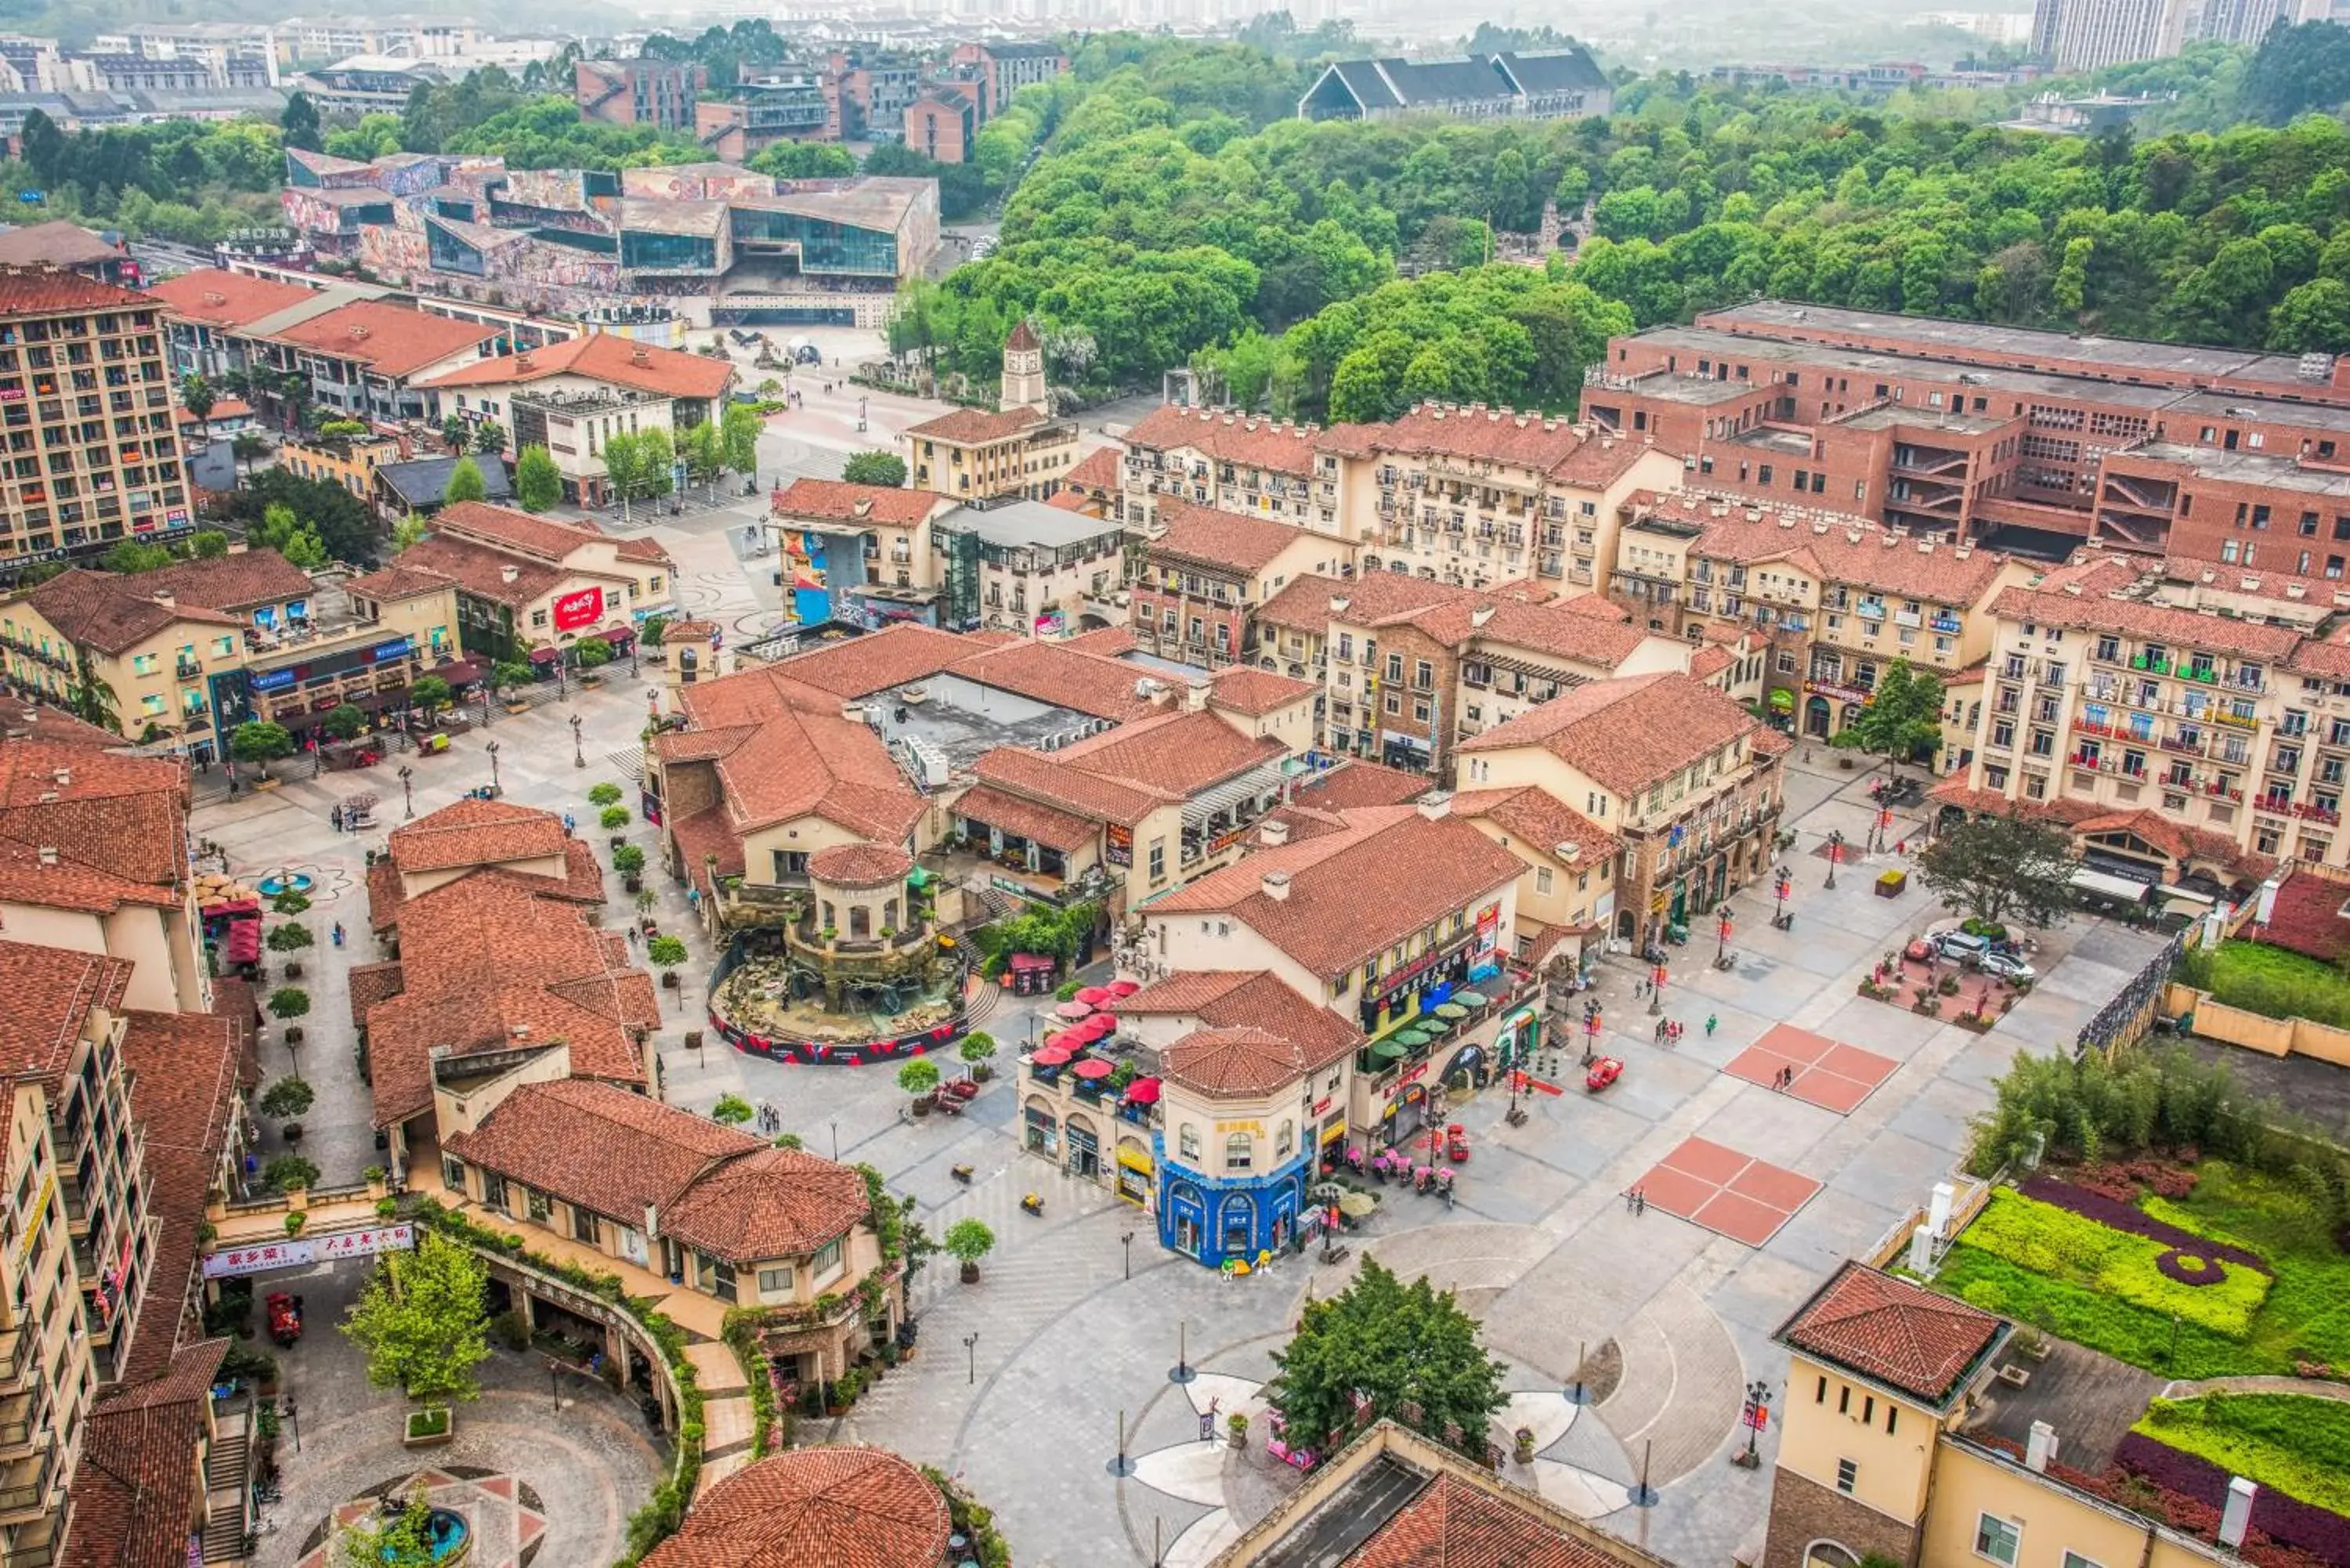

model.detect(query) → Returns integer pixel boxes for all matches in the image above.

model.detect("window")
[1225,1132,1253,1170]
[1276,1121,1294,1160]
[483,1172,508,1214]
[812,1236,844,1281]
[131,652,156,675]
[526,1188,550,1222]
[573,1205,601,1245]
[2063,1555,2104,1568]
[757,1265,793,1295]
[1149,840,1166,880]
[1835,1458,1857,1494]
[1179,1124,1201,1159]
[1535,868,1554,895]
[440,1155,466,1193]
[1975,1516,2021,1566]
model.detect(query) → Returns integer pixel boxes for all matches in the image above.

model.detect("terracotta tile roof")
[1161,1026,1316,1097]
[771,479,955,529]
[1647,492,2013,605]
[1990,578,2304,662]
[1208,665,1318,717]
[0,263,158,314]
[710,704,925,842]
[663,620,721,644]
[348,959,406,1021]
[0,699,124,748]
[808,843,912,887]
[1146,497,1311,576]
[1253,570,1487,636]
[668,805,747,900]
[210,977,260,1088]
[1287,761,1433,811]
[2248,867,2350,963]
[449,1077,751,1230]
[24,566,243,654]
[433,500,673,571]
[65,1339,230,1568]
[1066,445,1121,492]
[389,797,568,873]
[0,938,130,1081]
[967,746,1170,828]
[362,878,656,1129]
[1045,489,1097,514]
[268,299,501,379]
[1053,707,1286,797]
[344,562,461,602]
[1560,593,1632,623]
[902,404,1045,444]
[1378,595,1651,670]
[642,1447,949,1568]
[418,331,736,400]
[1148,808,1522,981]
[391,533,566,608]
[1115,968,1360,1065]
[950,783,1097,851]
[1064,626,1134,656]
[137,549,312,612]
[1124,404,1319,476]
[117,1008,242,1383]
[175,396,254,427]
[0,742,190,889]
[1776,1260,2004,1409]
[0,834,179,913]
[1459,673,1760,797]
[0,220,122,269]
[744,623,974,703]
[1340,1471,1628,1568]
[658,1145,872,1264]
[1452,786,1620,869]
[947,638,1159,722]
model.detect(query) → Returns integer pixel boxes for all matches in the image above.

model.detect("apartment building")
[2093,442,2350,569]
[1586,303,2350,559]
[373,501,674,666]
[1944,554,2350,888]
[1459,671,1789,945]
[0,266,189,575]
[2029,0,2191,70]
[1325,405,1684,592]
[901,404,1079,502]
[575,57,704,132]
[1119,406,1336,536]
[947,38,1067,115]
[1126,497,1358,670]
[1610,491,2030,747]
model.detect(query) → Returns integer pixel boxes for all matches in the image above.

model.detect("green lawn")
[2136,1394,2350,1516]
[1959,1190,2271,1339]
[2182,940,2350,1030]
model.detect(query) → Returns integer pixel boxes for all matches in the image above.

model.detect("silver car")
[1979,949,2037,984]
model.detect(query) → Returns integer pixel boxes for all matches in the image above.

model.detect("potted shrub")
[404,1406,453,1447]
[613,843,647,892]
[267,987,309,1024]
[1513,1426,1537,1465]
[647,934,688,989]
[945,1218,995,1284]
[601,804,631,845]
[898,1057,942,1115]
[258,1075,314,1124]
[959,1031,998,1082]
[575,638,613,687]
[494,659,535,714]
[1227,1411,1248,1450]
[588,782,623,809]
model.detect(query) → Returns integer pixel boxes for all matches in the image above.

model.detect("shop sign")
[1808,680,1871,707]
[316,1223,414,1262]
[1318,1120,1348,1145]
[552,586,604,632]
[1383,1062,1429,1099]
[203,1238,314,1278]
[1309,1096,1332,1118]
[1473,901,1500,958]
[1368,934,1473,1003]
[1106,823,1133,867]
[1214,1118,1265,1136]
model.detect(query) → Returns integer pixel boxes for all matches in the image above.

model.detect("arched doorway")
[1163,1180,1205,1259]
[1805,695,1832,738]
[1022,1097,1059,1158]
[1065,1110,1101,1180]
[1218,1191,1256,1261]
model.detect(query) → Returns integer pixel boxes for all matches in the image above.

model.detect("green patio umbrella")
[1391,1028,1432,1049]
[1450,988,1489,1008]
[1434,1002,1470,1020]
[1371,1039,1408,1061]
[1420,1015,1455,1036]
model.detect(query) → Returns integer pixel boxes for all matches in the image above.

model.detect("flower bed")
[1958,1190,2272,1338]
[2019,1174,2272,1274]
[2137,1394,2350,1517]
[1935,1249,2276,1378]
[2116,1429,2350,1565]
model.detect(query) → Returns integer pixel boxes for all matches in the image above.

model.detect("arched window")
[1178,1123,1201,1160]
[1225,1132,1253,1171]
[1804,1541,1861,1568]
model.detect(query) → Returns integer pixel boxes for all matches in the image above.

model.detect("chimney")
[37,847,58,866]
[1417,793,1452,821]
[2024,1421,2058,1474]
[501,565,519,583]
[1260,868,1292,901]
[2220,1478,2258,1548]
[152,591,175,612]
[1185,678,1210,712]
[1260,818,1290,847]
[509,1023,530,1040]
[52,768,70,786]
[644,1202,660,1240]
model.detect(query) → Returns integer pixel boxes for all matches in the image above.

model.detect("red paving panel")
[1636,1136,1823,1247]
[1755,1024,1836,1064]
[1822,1043,1897,1083]
[1802,1074,1877,1115]
[1723,1035,1900,1116]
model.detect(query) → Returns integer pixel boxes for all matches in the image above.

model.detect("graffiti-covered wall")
[620,165,775,204]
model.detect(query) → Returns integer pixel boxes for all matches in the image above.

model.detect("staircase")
[198,1416,250,1563]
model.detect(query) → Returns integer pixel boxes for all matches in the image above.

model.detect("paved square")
[1724,1024,1900,1114]
[1640,1136,1824,1246]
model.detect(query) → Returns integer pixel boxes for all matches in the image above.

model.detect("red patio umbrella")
[1079,1014,1118,1041]
[1108,980,1141,998]
[1031,1046,1073,1067]
[1055,1000,1094,1020]
[1043,1031,1082,1051]
[1075,985,1114,1005]
[1072,1059,1115,1080]
[1123,1077,1162,1104]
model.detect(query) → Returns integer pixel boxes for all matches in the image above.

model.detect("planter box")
[504,701,530,715]
[250,777,283,792]
[403,1407,454,1447]
[1875,869,1907,898]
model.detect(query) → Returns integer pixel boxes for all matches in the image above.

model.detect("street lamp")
[1773,868,1791,929]
[1121,1230,1134,1281]
[397,764,414,819]
[571,714,585,770]
[963,1331,979,1386]
[1738,1379,1773,1466]
[485,739,501,796]
[1825,829,1844,890]
[830,1120,838,1162]
[1716,910,1734,965]
[1648,961,1666,1017]
[1170,1320,1194,1385]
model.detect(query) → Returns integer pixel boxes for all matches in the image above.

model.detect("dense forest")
[891,20,2350,422]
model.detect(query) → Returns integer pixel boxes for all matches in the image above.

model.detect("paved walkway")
[2160,1375,2350,1402]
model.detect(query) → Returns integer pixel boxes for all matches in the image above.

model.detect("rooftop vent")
[1260,868,1292,901]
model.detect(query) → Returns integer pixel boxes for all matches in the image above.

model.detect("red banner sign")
[553,586,604,632]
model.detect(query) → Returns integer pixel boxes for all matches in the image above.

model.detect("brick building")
[575,57,704,131]
[1126,497,1358,670]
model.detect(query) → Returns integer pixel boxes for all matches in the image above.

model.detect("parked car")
[1979,950,2037,984]
[1931,930,1990,965]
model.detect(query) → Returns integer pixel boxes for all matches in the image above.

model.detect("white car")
[1978,950,2037,984]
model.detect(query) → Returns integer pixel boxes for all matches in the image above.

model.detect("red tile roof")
[1646,491,2014,605]
[0,263,159,314]
[1286,761,1433,811]
[1253,570,1490,637]
[642,1447,949,1568]
[1459,673,1761,797]
[389,797,569,873]
[2251,867,2350,963]
[735,623,973,705]
[0,937,130,1081]
[24,566,244,654]
[1452,786,1621,869]
[771,479,954,529]
[341,562,459,602]
[1148,808,1522,981]
[1777,1261,2004,1408]
[0,699,125,748]
[1147,497,1314,576]
[949,783,1097,852]
[117,1007,243,1383]
[808,843,912,887]
[1065,445,1121,493]
[433,499,674,569]
[381,535,564,609]
[0,834,179,913]
[1208,665,1318,717]
[65,1339,230,1568]
[1052,707,1286,798]
[418,331,736,399]
[1990,576,2305,662]
[1124,404,1319,476]
[903,405,1046,444]
[1161,1026,1317,1097]
[948,638,1160,722]
[967,744,1170,828]
[137,549,313,612]
[1115,968,1360,1064]
[1341,1471,1629,1568]
[268,299,502,378]
[0,742,190,890]
[659,1145,873,1264]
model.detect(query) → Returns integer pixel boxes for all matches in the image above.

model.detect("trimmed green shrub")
[2178,940,2350,1030]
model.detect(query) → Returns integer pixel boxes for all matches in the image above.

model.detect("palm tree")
[179,374,215,444]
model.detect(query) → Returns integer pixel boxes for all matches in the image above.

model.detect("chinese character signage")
[552,586,605,632]
[202,1223,414,1279]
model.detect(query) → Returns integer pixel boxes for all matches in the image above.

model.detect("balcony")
[2254,794,2294,816]
[2294,802,2342,826]
[0,1447,52,1522]
[0,1389,37,1458]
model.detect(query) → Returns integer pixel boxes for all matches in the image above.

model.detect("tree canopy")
[1916,810,2082,931]
[841,450,908,487]
[342,1230,493,1404]
[1266,1259,1506,1451]
[1830,659,1947,778]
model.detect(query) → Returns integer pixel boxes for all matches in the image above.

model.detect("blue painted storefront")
[1153,1133,1312,1270]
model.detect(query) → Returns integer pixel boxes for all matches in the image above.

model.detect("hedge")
[1958,1190,2272,1339]
[2138,1394,2350,1517]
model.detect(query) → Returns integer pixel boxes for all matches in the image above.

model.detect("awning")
[432,659,483,685]
[1434,1003,1470,1020]
[1123,1078,1162,1104]
[224,924,261,963]
[601,623,634,641]
[2071,867,2152,902]
[2156,883,2216,909]
[529,648,562,665]
[1180,760,1290,830]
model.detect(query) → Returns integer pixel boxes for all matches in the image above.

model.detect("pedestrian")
[329,804,342,833]
[563,811,577,836]
[1705,1013,1718,1038]
[626,925,638,945]
[1635,1189,1647,1216]
[1654,1019,1667,1042]
[331,922,345,948]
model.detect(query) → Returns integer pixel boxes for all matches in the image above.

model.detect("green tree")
[574,638,614,671]
[341,1499,438,1568]
[944,1218,995,1281]
[440,414,469,453]
[1915,810,2082,931]
[841,450,908,486]
[718,403,761,489]
[587,782,624,807]
[473,420,507,456]
[513,444,562,512]
[265,923,313,952]
[280,91,324,154]
[179,374,216,442]
[2269,278,2350,352]
[190,529,230,559]
[1266,1259,1506,1451]
[897,1057,942,1100]
[645,934,688,975]
[443,456,488,506]
[682,417,724,502]
[407,675,451,721]
[102,540,174,573]
[601,431,669,524]
[491,660,534,700]
[391,514,429,553]
[230,720,295,779]
[266,988,310,1020]
[710,1092,754,1126]
[1829,659,1947,781]
[342,1230,493,1404]
[258,1076,316,1120]
[262,1154,320,1194]
[321,703,366,741]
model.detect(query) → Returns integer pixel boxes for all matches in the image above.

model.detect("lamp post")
[1825,829,1844,890]
[830,1119,838,1162]
[1170,1320,1194,1385]
[1648,961,1666,1017]
[1739,1379,1772,1466]
[964,1331,978,1386]
[1121,1230,1134,1281]
[570,713,585,770]
[1716,910,1734,965]
[397,764,414,819]
[485,739,501,796]
[1773,868,1791,928]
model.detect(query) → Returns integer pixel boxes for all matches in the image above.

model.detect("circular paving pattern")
[293,1467,548,1568]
